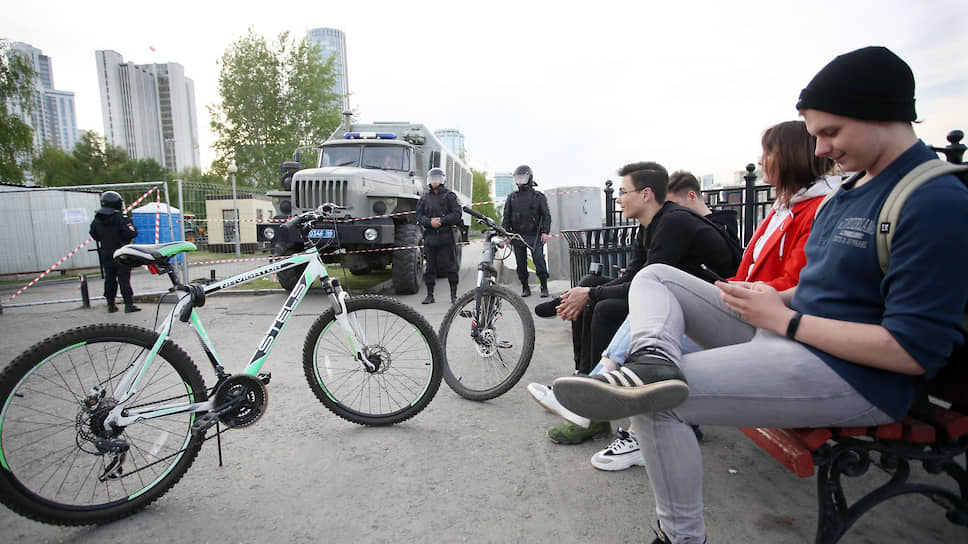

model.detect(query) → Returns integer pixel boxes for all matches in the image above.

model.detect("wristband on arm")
[786,311,804,340]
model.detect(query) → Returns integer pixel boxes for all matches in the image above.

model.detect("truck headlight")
[363,228,379,241]
[263,227,276,240]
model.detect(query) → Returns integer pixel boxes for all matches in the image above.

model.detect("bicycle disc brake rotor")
[362,345,391,374]
[214,374,268,428]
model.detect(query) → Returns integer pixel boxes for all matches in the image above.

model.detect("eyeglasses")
[617,187,645,197]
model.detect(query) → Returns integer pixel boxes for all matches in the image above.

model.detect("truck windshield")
[362,146,410,171]
[320,145,361,167]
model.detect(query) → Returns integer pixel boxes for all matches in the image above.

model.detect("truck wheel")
[392,223,423,295]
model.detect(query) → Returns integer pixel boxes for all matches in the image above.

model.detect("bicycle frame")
[103,245,371,430]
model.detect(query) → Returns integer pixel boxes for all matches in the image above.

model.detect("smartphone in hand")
[700,264,727,283]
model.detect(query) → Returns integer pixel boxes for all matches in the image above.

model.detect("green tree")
[209,28,342,187]
[0,41,37,183]
[470,168,500,231]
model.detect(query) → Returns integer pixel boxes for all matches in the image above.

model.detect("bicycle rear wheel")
[0,324,207,526]
[439,284,535,401]
[303,295,443,426]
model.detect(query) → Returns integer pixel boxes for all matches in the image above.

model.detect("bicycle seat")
[114,241,198,267]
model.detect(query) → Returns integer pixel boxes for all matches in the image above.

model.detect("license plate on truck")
[308,229,336,239]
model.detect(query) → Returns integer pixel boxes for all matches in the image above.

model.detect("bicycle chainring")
[213,374,268,428]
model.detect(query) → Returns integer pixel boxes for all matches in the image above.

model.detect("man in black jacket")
[89,191,140,313]
[502,165,552,297]
[535,162,738,444]
[416,168,462,304]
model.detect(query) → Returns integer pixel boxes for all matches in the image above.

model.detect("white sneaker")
[526,383,592,428]
[591,428,645,471]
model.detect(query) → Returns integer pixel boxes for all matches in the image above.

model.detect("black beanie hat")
[796,46,916,122]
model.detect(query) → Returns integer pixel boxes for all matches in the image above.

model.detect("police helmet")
[513,165,534,185]
[100,191,123,211]
[427,167,446,186]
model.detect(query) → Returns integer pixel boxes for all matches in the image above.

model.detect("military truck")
[257,115,473,294]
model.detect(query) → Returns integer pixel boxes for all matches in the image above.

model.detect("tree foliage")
[470,168,500,231]
[209,28,343,187]
[32,131,169,187]
[0,40,37,183]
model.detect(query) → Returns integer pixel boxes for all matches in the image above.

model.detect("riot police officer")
[502,165,551,297]
[416,167,462,304]
[89,191,140,313]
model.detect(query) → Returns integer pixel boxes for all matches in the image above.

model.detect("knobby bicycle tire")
[303,295,443,425]
[0,324,207,526]
[439,284,536,401]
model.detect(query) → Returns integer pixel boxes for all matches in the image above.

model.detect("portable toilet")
[131,202,183,263]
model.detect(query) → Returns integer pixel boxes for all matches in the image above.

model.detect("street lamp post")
[228,162,240,258]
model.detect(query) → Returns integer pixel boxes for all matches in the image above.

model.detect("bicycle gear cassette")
[213,374,268,428]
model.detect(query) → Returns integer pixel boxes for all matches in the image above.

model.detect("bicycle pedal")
[258,372,272,385]
[458,310,473,318]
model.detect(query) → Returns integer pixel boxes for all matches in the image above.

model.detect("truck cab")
[258,118,472,294]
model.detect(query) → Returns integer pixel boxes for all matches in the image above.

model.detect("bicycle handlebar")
[462,206,510,237]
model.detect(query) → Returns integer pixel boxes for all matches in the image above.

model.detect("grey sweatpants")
[626,264,892,544]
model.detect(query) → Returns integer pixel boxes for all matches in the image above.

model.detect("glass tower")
[307,27,350,112]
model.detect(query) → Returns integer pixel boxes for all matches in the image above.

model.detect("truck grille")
[293,178,348,209]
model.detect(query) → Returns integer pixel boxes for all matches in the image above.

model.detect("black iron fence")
[565,130,966,286]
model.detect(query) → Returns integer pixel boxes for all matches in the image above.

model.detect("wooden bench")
[739,349,968,543]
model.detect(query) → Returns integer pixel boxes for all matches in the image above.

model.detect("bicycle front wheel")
[303,295,443,426]
[0,324,207,526]
[439,285,535,401]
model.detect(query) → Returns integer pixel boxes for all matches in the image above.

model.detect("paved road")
[0,249,963,543]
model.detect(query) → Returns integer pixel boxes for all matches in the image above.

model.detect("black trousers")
[423,243,459,289]
[103,260,134,305]
[511,233,548,283]
[571,274,628,374]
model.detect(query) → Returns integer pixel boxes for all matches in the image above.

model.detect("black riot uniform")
[89,191,140,313]
[502,165,551,297]
[416,168,462,303]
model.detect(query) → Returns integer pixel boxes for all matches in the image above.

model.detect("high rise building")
[434,129,465,160]
[9,42,79,154]
[494,172,514,199]
[306,27,350,112]
[96,50,200,170]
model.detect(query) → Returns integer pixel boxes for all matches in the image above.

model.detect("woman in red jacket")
[735,120,838,290]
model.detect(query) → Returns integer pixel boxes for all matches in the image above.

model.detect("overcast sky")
[3,0,967,189]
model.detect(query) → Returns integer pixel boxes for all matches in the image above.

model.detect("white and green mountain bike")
[0,205,443,526]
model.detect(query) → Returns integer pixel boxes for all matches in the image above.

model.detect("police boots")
[539,279,549,298]
[521,281,532,298]
[422,286,435,305]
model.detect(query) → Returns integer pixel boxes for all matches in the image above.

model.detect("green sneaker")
[547,420,610,445]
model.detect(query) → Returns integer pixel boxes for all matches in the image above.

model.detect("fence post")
[604,180,615,227]
[931,129,966,164]
[743,163,757,245]
[79,274,91,308]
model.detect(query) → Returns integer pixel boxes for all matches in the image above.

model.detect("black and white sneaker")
[552,348,689,421]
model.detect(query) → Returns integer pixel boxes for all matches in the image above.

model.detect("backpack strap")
[877,160,968,275]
